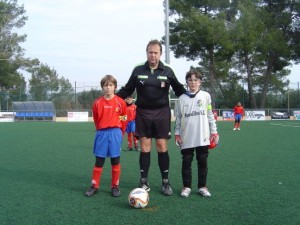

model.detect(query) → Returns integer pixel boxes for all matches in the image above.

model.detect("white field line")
[270,123,300,128]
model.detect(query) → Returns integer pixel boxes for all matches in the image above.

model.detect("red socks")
[128,132,138,148]
[91,166,103,189]
[111,164,121,188]
[127,133,132,148]
[91,164,121,189]
[133,133,138,147]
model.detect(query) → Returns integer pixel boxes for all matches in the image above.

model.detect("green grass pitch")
[1,121,300,225]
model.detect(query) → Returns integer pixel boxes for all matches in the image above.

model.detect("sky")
[17,0,299,90]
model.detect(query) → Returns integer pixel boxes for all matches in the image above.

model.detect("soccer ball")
[128,188,149,209]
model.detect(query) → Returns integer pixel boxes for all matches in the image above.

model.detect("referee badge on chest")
[157,75,167,88]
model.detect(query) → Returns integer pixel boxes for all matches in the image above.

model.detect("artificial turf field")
[1,120,300,225]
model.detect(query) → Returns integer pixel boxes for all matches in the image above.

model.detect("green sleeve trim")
[157,75,167,80]
[138,75,148,79]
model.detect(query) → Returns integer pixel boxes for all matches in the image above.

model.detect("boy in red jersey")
[84,75,127,197]
[233,102,244,130]
[125,95,140,151]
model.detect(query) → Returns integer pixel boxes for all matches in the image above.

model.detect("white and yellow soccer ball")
[128,188,149,209]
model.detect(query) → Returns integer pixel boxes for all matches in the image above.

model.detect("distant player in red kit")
[213,110,218,121]
[125,95,140,151]
[233,102,244,130]
[84,75,127,197]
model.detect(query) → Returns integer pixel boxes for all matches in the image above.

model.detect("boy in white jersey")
[174,70,219,198]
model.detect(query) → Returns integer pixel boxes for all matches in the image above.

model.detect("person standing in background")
[233,102,244,130]
[125,95,139,151]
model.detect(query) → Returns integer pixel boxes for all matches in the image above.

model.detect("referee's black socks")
[139,152,150,179]
[158,151,170,180]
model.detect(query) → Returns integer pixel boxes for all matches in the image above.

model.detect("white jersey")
[174,90,217,149]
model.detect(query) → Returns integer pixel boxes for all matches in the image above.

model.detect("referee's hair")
[185,70,203,81]
[146,39,163,54]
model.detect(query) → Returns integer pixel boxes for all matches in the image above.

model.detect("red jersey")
[92,95,127,133]
[233,105,244,116]
[126,103,137,122]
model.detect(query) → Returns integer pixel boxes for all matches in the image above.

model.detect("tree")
[168,0,300,109]
[77,89,102,109]
[28,62,74,112]
[28,63,59,101]
[168,0,234,108]
[229,0,261,108]
[1,1,83,112]
[51,77,74,112]
[0,0,28,109]
[0,0,27,60]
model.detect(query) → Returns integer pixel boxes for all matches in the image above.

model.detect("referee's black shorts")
[135,106,171,139]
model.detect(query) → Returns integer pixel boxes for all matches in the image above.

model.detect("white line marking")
[270,123,300,128]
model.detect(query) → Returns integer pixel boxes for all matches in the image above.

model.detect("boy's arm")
[120,101,128,135]
[207,96,219,147]
[207,104,217,134]
[92,102,98,129]
[174,100,183,146]
[174,100,182,136]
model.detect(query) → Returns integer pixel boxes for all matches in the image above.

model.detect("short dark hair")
[100,75,117,89]
[146,39,162,53]
[185,70,203,81]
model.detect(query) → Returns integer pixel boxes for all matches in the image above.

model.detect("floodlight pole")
[75,81,77,109]
[164,0,170,64]
[165,0,173,109]
[287,87,290,112]
[287,80,290,112]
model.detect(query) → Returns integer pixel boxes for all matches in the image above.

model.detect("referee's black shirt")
[117,61,186,109]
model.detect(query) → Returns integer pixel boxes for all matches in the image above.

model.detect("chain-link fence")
[1,81,300,114]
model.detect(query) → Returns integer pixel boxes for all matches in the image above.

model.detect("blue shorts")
[93,128,122,158]
[126,120,136,133]
[235,114,242,121]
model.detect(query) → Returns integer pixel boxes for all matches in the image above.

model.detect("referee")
[117,39,186,196]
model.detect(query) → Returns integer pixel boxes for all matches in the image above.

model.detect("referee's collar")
[144,61,164,70]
